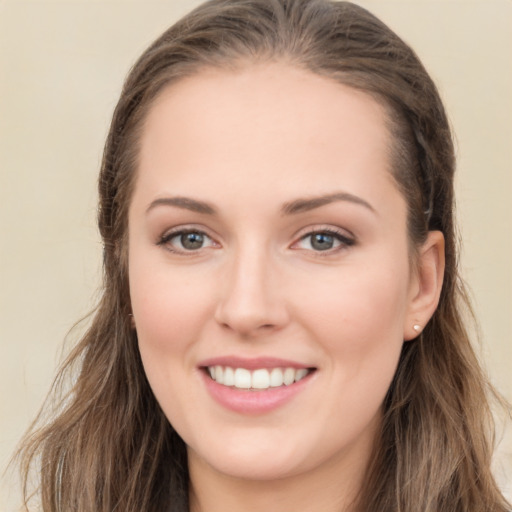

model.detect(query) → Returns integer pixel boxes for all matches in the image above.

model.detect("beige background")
[1,0,511,508]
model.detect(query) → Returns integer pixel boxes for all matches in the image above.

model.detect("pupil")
[311,233,333,251]
[181,232,204,250]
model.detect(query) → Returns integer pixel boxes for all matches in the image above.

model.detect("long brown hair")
[16,1,510,510]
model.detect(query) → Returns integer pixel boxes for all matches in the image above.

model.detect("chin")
[204,455,306,482]
[188,433,314,481]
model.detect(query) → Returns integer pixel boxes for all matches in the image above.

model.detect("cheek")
[297,267,408,440]
[299,260,410,347]
[129,262,218,438]
[130,253,213,337]
[295,254,410,403]
[128,256,215,390]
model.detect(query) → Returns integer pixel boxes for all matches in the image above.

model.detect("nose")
[214,245,289,338]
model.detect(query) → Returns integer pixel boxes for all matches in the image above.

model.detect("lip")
[198,355,313,370]
[198,356,317,415]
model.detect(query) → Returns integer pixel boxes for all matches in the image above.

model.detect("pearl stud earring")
[413,324,421,333]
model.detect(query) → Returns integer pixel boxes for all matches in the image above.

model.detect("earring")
[128,313,136,329]
[413,324,421,333]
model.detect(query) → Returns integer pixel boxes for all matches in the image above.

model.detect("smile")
[207,366,313,390]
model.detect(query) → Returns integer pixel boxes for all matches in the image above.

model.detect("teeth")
[252,369,270,389]
[223,366,235,386]
[207,366,311,390]
[269,368,284,387]
[214,365,223,384]
[295,368,308,382]
[283,367,295,386]
[234,368,251,389]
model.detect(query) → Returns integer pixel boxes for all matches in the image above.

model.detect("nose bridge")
[215,237,286,335]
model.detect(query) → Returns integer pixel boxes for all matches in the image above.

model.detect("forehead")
[142,63,391,159]
[135,62,400,217]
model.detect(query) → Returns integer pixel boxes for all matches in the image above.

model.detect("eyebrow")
[146,196,217,215]
[146,191,375,217]
[281,192,376,216]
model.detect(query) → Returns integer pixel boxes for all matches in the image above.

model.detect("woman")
[17,0,510,510]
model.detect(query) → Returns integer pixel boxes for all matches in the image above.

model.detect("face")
[128,63,419,483]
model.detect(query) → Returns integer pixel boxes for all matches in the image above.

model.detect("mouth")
[198,357,317,414]
[203,365,316,391]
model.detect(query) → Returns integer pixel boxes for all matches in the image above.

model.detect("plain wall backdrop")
[1,0,511,508]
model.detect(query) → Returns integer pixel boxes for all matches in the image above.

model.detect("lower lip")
[201,370,315,415]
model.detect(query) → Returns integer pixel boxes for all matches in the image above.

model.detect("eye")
[159,229,217,253]
[295,229,355,252]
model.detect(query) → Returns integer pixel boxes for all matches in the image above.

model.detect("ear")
[403,230,445,341]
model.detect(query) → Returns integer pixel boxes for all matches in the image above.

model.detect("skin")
[128,62,444,512]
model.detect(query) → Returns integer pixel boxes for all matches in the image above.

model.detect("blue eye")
[297,230,354,252]
[159,230,215,252]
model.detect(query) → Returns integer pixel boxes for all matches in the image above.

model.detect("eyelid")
[156,223,355,255]
[290,225,356,253]
[157,225,220,254]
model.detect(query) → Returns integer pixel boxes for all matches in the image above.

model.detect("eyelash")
[157,227,217,254]
[293,228,355,255]
[157,227,355,255]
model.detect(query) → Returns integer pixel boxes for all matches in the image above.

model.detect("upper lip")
[198,356,315,370]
